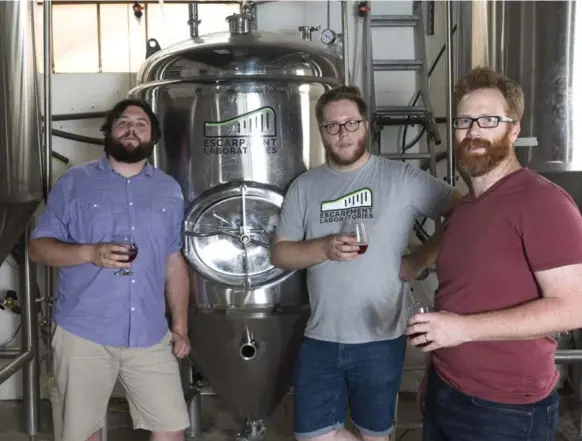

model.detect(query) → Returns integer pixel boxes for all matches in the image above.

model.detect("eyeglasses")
[321,120,363,135]
[452,116,515,130]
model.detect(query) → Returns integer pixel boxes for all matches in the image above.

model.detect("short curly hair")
[453,66,524,121]
[315,85,368,124]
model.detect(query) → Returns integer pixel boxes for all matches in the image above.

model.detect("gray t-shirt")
[274,155,453,344]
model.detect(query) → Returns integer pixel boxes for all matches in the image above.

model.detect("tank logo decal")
[203,107,278,156]
[319,188,374,223]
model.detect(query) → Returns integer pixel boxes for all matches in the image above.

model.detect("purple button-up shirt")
[31,155,185,348]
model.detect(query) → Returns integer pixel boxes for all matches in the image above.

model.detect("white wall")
[0,0,461,399]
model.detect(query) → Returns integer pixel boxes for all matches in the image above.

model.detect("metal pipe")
[48,110,106,121]
[341,1,349,85]
[0,224,41,438]
[188,3,200,38]
[52,151,69,164]
[363,8,375,154]
[555,350,582,363]
[0,348,21,358]
[43,0,54,377]
[52,128,103,146]
[0,351,33,385]
[44,0,53,200]
[21,223,40,438]
[444,0,455,186]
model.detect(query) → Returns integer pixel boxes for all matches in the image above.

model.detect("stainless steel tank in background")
[0,0,44,266]
[456,0,582,396]
[456,1,582,200]
[128,10,343,424]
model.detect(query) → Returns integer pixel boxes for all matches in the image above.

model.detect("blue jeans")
[292,336,406,439]
[423,367,560,441]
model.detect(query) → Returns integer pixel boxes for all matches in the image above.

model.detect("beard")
[454,130,512,177]
[104,134,154,164]
[324,134,368,166]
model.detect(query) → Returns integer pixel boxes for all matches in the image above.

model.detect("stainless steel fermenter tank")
[0,0,44,266]
[128,9,343,424]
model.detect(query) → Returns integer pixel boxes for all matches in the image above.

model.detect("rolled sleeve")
[31,173,71,242]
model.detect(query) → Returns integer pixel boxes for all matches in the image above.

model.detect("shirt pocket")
[70,198,127,244]
[143,199,179,253]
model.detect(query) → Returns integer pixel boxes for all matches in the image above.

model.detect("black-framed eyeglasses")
[452,116,515,130]
[321,120,363,135]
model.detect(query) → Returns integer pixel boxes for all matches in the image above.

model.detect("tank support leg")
[185,386,202,440]
[20,224,41,441]
[236,419,265,441]
[181,358,203,440]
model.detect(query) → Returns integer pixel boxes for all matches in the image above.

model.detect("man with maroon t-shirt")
[406,66,582,441]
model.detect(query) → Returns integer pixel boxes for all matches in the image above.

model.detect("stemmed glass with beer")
[340,221,368,255]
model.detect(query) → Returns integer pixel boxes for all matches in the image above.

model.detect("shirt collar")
[97,154,154,177]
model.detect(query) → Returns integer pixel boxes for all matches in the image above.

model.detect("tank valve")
[298,25,321,42]
[239,332,258,361]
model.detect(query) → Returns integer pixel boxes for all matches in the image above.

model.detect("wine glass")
[112,233,138,276]
[340,221,368,254]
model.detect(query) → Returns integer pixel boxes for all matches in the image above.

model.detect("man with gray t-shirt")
[271,86,461,441]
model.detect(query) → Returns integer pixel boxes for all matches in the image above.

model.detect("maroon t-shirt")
[432,168,582,404]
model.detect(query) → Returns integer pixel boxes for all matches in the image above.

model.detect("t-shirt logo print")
[319,187,374,224]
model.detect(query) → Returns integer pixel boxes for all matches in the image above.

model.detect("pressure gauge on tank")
[182,183,287,289]
[321,28,337,45]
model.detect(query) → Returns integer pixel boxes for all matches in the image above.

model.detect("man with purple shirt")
[29,99,191,441]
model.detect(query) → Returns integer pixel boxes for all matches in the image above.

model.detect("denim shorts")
[292,335,407,439]
[423,366,560,441]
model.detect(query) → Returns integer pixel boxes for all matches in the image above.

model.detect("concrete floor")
[1,389,582,441]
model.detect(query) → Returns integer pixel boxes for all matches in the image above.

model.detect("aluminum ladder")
[364,0,441,182]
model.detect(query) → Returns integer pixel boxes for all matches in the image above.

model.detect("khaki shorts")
[52,325,190,441]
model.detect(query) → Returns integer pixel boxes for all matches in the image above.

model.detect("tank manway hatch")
[183,183,285,289]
